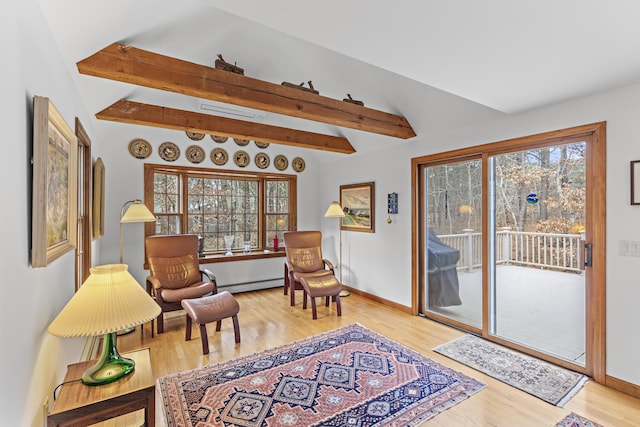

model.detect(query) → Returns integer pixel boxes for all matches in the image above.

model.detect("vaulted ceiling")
[39,0,640,159]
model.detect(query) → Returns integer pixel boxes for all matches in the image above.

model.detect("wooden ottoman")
[298,275,342,319]
[181,291,240,355]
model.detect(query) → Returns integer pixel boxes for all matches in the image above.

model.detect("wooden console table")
[48,348,155,426]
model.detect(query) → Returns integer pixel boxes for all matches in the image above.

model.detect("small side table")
[48,348,155,426]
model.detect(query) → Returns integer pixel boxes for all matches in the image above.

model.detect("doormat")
[158,323,485,426]
[433,334,588,407]
[556,412,604,427]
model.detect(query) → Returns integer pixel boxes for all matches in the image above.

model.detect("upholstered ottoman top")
[181,291,239,324]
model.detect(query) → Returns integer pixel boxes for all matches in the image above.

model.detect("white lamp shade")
[121,202,155,223]
[324,201,345,217]
[48,264,161,337]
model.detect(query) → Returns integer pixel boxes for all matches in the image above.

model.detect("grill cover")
[427,229,462,307]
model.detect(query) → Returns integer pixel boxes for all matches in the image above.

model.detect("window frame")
[144,163,296,263]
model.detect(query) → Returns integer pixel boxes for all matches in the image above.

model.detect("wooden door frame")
[75,118,92,290]
[411,122,606,384]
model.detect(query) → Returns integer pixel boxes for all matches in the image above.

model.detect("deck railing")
[437,228,585,273]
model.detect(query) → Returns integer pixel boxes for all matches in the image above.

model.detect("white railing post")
[579,230,586,273]
[500,227,512,265]
[463,229,474,272]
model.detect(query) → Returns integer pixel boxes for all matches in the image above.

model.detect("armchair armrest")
[146,275,162,291]
[322,259,335,274]
[200,268,218,294]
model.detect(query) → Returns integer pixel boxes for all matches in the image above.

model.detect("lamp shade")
[48,264,161,337]
[324,201,345,217]
[120,201,155,223]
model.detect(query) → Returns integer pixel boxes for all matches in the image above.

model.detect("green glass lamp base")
[81,332,135,386]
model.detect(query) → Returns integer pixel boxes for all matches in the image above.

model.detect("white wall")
[1,1,98,426]
[319,83,640,386]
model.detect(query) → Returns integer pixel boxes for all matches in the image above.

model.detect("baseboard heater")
[218,277,283,294]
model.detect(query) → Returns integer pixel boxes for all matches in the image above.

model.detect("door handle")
[581,241,592,269]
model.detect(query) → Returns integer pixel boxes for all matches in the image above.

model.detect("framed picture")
[340,181,375,232]
[32,96,78,267]
[632,160,640,205]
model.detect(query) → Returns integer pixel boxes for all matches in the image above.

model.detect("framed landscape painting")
[32,96,78,268]
[340,181,375,233]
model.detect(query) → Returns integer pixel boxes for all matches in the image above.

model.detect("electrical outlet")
[619,240,640,257]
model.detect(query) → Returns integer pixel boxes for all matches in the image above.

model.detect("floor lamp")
[119,199,156,334]
[120,199,156,264]
[324,201,350,297]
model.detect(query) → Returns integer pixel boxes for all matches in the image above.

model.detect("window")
[144,164,296,256]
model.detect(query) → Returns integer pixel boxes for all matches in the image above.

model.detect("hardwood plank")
[78,43,416,139]
[110,287,639,427]
[97,99,356,154]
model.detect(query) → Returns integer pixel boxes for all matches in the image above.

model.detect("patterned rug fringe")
[434,334,588,407]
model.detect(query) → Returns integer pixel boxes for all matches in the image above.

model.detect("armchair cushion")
[160,281,216,303]
[147,253,201,289]
[287,246,324,272]
[292,269,334,284]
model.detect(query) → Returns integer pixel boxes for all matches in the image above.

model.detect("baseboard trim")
[341,285,412,314]
[606,374,640,399]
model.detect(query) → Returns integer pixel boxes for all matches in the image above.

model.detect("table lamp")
[48,264,161,385]
[324,201,350,297]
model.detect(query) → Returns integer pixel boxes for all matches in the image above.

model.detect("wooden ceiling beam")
[96,99,356,154]
[78,43,416,139]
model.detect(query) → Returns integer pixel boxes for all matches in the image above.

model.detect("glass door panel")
[422,159,483,329]
[489,143,586,365]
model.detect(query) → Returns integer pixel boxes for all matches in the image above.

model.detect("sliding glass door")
[489,143,586,365]
[422,158,483,331]
[414,123,606,379]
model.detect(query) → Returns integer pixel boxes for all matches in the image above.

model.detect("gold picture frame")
[340,181,375,233]
[32,96,78,267]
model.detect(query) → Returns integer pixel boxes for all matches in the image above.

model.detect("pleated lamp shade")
[120,202,155,223]
[324,201,345,217]
[48,264,161,337]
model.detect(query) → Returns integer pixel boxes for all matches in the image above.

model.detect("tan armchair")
[283,231,335,306]
[145,234,217,334]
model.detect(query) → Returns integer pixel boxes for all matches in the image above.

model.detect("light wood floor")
[104,287,640,426]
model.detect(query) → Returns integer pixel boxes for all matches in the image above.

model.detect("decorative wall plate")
[233,150,250,168]
[255,140,270,149]
[255,152,270,169]
[186,131,205,141]
[211,135,228,143]
[158,142,180,162]
[186,145,206,164]
[211,148,228,166]
[233,138,250,146]
[274,154,288,171]
[128,138,152,159]
[292,156,306,172]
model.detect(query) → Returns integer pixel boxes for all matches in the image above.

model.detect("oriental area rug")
[555,412,604,427]
[158,324,485,426]
[433,334,588,407]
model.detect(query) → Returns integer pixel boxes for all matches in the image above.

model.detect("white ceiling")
[38,0,640,156]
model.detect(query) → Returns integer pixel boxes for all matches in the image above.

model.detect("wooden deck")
[428,265,586,364]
